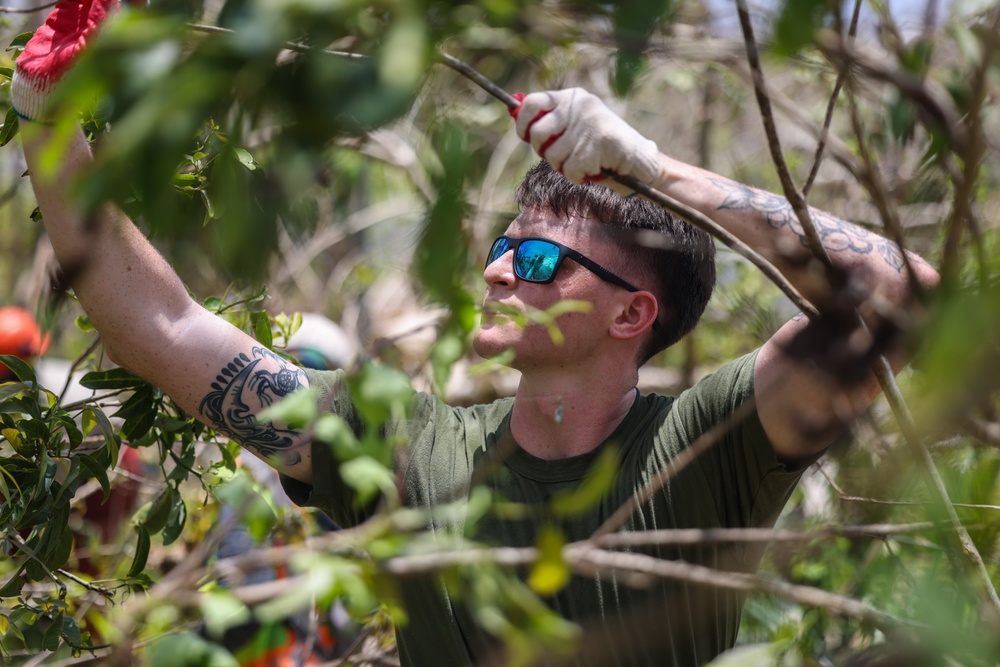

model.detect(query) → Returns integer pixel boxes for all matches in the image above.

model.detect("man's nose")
[483,250,516,287]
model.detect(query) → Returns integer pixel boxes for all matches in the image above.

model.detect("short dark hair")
[514,161,716,364]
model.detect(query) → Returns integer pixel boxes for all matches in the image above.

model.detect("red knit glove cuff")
[10,0,120,122]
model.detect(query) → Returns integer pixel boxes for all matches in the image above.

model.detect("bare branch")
[570,547,915,634]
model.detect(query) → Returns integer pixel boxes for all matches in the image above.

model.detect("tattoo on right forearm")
[199,347,308,467]
[712,178,908,274]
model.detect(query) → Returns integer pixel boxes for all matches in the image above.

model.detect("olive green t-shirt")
[281,351,803,666]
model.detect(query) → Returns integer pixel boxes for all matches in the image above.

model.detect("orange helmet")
[0,307,48,360]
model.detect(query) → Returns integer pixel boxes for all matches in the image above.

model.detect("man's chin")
[472,328,514,360]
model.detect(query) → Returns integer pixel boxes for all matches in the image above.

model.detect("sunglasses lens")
[516,240,560,282]
[486,237,511,267]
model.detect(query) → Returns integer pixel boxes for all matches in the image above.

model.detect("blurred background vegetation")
[3,0,1000,664]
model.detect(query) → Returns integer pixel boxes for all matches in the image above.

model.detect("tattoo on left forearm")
[713,178,905,274]
[199,347,309,467]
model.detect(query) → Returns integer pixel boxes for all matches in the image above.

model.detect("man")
[14,2,938,665]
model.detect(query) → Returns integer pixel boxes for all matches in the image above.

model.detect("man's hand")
[10,0,121,122]
[511,88,660,193]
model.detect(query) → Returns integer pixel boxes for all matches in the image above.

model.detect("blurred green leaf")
[161,493,187,546]
[129,526,151,578]
[0,107,19,147]
[148,631,239,667]
[200,590,251,639]
[340,455,396,505]
[771,0,830,57]
[610,0,671,94]
[255,387,318,429]
[350,361,414,426]
[549,445,619,517]
[80,368,147,390]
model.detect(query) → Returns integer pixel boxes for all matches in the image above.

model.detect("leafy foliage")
[1,0,1000,665]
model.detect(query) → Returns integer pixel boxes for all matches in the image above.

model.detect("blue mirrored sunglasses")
[485,235,642,292]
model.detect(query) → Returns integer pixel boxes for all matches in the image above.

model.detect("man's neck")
[509,372,638,460]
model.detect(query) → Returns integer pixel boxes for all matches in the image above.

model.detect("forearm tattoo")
[199,347,309,466]
[713,178,905,273]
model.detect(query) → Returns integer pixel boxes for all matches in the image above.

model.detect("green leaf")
[59,614,81,646]
[610,0,670,94]
[122,409,157,442]
[0,381,32,403]
[243,492,277,543]
[0,613,9,636]
[771,0,829,57]
[79,368,147,390]
[113,386,156,420]
[7,31,33,51]
[203,296,225,312]
[0,106,19,147]
[0,565,26,597]
[148,631,239,667]
[75,314,96,332]
[0,355,35,383]
[129,526,151,578]
[42,613,64,651]
[255,387,317,429]
[160,493,187,546]
[79,453,111,502]
[231,147,258,171]
[340,455,395,505]
[313,414,360,458]
[549,445,620,517]
[252,310,273,348]
[350,361,414,426]
[200,590,251,639]
[140,487,175,535]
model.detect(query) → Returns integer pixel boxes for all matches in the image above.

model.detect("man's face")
[472,206,627,371]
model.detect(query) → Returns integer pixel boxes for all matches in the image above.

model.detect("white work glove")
[511,88,661,194]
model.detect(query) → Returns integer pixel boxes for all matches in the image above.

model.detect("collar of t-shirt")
[502,390,645,484]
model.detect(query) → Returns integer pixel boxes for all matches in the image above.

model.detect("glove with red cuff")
[10,0,121,123]
[511,88,661,195]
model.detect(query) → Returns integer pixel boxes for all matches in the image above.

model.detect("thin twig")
[802,0,863,197]
[939,5,1000,283]
[595,521,950,549]
[5,532,68,600]
[570,547,916,634]
[55,568,115,598]
[185,23,365,61]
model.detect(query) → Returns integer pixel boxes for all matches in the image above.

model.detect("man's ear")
[610,291,658,340]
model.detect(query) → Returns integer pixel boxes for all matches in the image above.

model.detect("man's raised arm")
[16,1,315,483]
[512,87,939,463]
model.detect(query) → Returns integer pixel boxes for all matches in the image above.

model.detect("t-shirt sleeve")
[278,368,360,525]
[664,350,803,550]
[278,367,441,528]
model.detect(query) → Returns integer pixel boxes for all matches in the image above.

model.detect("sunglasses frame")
[486,235,642,292]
